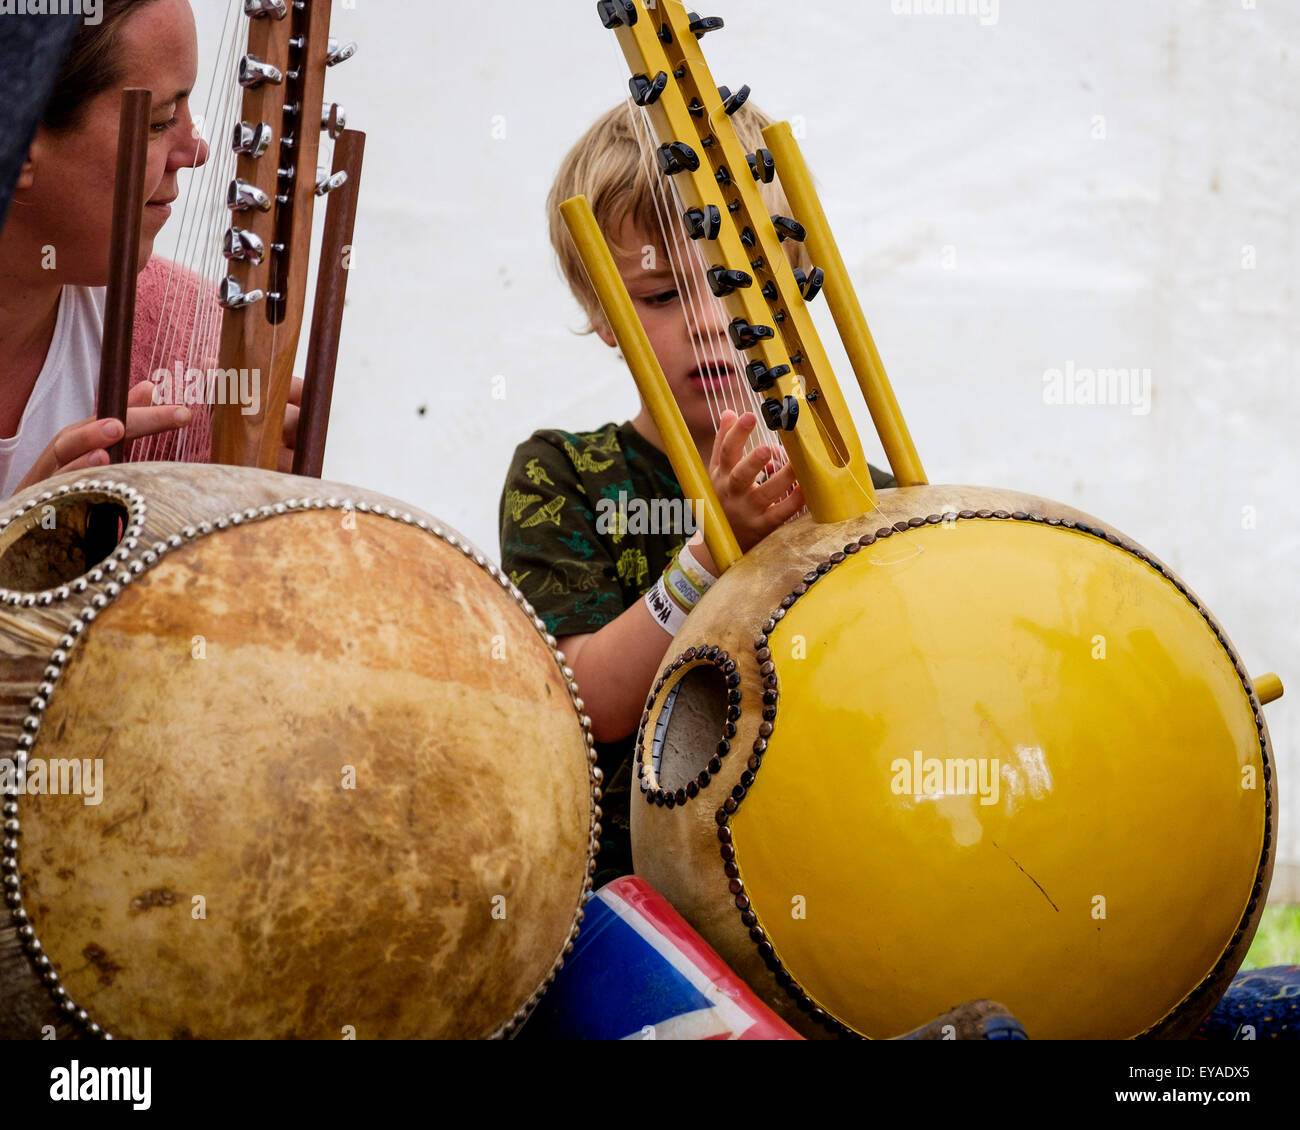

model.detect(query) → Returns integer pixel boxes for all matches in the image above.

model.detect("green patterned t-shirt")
[499,422,694,640]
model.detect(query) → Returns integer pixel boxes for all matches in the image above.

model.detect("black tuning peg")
[718,84,751,116]
[706,266,754,297]
[729,319,775,350]
[629,71,668,107]
[688,12,725,37]
[684,205,722,241]
[747,148,775,184]
[772,215,807,243]
[657,141,700,177]
[597,0,638,29]
[746,360,791,392]
[761,395,800,432]
[794,267,825,302]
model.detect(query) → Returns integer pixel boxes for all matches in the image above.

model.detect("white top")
[0,285,105,499]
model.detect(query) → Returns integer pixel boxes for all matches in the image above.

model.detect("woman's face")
[18,0,209,286]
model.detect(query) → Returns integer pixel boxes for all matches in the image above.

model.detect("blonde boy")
[499,101,894,885]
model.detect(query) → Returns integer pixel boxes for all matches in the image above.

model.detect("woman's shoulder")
[135,257,220,330]
[130,258,220,386]
[137,254,206,291]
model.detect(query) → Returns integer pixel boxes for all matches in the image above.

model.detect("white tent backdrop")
[168,0,1298,887]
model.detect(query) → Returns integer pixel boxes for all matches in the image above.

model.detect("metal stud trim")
[2,486,598,1041]
[717,509,1275,1040]
[0,482,147,608]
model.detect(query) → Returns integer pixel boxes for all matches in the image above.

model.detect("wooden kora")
[213,0,355,471]
[566,0,1284,1039]
[114,0,360,474]
[0,466,600,1039]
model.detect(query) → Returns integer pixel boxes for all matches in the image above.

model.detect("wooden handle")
[293,129,365,478]
[98,88,152,463]
[212,0,334,468]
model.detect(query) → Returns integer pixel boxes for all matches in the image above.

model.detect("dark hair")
[41,0,159,133]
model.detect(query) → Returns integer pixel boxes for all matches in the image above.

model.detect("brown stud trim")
[636,645,740,807]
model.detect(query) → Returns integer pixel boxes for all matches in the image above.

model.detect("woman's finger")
[57,450,112,476]
[50,418,123,469]
[96,382,162,435]
[127,380,162,408]
[122,405,191,442]
[282,404,299,449]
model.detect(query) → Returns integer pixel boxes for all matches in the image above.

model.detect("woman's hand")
[708,409,804,551]
[278,376,303,473]
[14,381,191,494]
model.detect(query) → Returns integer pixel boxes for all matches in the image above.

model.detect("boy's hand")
[708,409,804,551]
[14,381,191,494]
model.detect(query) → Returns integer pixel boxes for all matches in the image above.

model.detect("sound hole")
[0,494,129,593]
[651,663,729,792]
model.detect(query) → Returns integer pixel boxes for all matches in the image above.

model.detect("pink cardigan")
[124,257,215,464]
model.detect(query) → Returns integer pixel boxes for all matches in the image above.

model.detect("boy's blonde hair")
[547,99,810,333]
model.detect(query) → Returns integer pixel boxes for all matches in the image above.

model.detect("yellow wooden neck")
[573,0,931,563]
